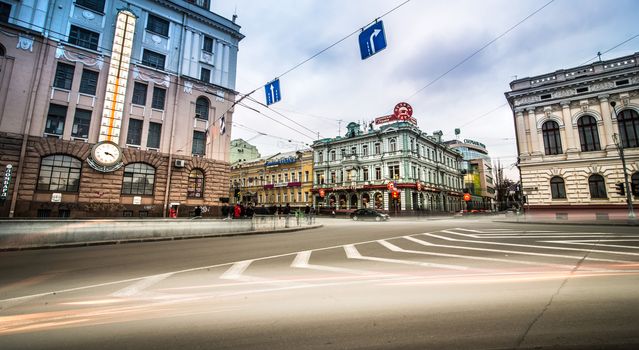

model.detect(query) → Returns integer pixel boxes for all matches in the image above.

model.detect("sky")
[211,0,639,181]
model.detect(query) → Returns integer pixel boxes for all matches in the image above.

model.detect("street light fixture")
[610,101,636,220]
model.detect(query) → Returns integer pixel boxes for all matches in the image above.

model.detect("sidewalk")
[495,214,639,226]
[0,217,322,251]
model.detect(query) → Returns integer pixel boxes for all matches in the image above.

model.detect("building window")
[195,96,209,120]
[362,144,368,156]
[192,131,206,155]
[389,138,397,152]
[317,151,323,162]
[375,167,381,180]
[632,172,639,198]
[340,149,346,159]
[330,171,336,183]
[142,49,166,70]
[146,14,169,37]
[188,169,205,198]
[330,150,336,161]
[79,69,99,95]
[542,120,562,155]
[577,115,601,152]
[132,82,147,105]
[147,122,161,148]
[617,109,639,148]
[550,176,566,199]
[388,164,400,179]
[203,36,214,53]
[0,2,11,22]
[305,171,309,182]
[68,25,99,50]
[200,68,211,83]
[126,119,143,145]
[374,142,381,155]
[45,104,67,135]
[151,87,166,110]
[71,109,91,138]
[363,168,369,181]
[37,155,81,192]
[185,0,210,10]
[75,0,105,13]
[588,174,607,199]
[53,63,74,90]
[122,163,155,195]
[350,146,357,155]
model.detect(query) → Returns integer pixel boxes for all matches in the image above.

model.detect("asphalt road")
[1,217,638,349]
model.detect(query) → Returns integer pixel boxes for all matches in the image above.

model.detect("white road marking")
[344,244,469,271]
[420,234,635,264]
[437,230,639,258]
[541,239,639,250]
[111,273,173,297]
[291,250,383,276]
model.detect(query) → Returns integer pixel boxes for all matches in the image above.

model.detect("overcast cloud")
[211,0,639,180]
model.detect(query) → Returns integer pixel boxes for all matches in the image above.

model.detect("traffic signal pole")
[616,137,636,220]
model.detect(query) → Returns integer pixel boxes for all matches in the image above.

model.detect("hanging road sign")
[265,79,281,105]
[359,21,387,60]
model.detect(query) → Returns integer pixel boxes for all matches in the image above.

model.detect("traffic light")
[615,182,625,196]
[391,190,399,199]
[463,193,471,202]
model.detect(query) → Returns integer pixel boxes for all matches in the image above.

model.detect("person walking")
[234,203,241,219]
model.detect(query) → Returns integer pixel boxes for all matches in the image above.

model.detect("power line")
[405,0,555,102]
[580,33,639,66]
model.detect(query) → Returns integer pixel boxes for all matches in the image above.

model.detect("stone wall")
[0,133,230,218]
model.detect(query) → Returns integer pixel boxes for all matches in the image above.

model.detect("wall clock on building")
[88,141,124,173]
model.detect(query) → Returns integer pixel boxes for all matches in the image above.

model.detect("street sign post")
[265,79,281,105]
[358,21,387,60]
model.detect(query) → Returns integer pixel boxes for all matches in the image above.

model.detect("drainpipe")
[162,12,186,217]
[9,29,51,217]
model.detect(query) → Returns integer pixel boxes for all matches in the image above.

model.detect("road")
[1,218,638,349]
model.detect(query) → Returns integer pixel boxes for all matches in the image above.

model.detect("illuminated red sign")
[375,102,417,125]
[319,188,326,197]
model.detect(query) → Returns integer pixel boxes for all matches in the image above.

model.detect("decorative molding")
[536,114,563,129]
[184,81,193,94]
[82,10,95,20]
[55,45,104,70]
[133,66,170,87]
[17,35,34,52]
[571,109,603,126]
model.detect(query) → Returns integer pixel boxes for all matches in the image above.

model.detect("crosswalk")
[2,227,639,334]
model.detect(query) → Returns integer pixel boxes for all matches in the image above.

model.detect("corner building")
[312,116,464,215]
[505,52,639,219]
[0,0,243,218]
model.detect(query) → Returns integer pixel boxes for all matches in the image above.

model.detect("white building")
[505,52,639,219]
[312,107,464,215]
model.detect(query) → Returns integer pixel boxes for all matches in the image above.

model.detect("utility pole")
[611,101,636,220]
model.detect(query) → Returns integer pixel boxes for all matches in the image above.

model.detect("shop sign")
[1,164,12,201]
[463,139,486,149]
[274,182,288,188]
[287,181,301,187]
[265,156,297,167]
[375,102,417,125]
[133,196,142,205]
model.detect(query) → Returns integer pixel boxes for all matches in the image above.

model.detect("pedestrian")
[194,205,202,218]
[284,203,291,215]
[169,206,177,218]
[234,203,241,219]
[304,204,310,215]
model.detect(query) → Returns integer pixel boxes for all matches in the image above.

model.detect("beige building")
[505,52,639,219]
[0,0,243,218]
[230,150,314,210]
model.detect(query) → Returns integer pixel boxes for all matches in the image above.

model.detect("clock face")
[91,141,122,166]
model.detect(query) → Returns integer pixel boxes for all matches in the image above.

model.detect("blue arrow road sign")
[359,21,387,60]
[265,79,281,105]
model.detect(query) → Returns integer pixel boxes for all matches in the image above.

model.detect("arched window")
[550,176,566,199]
[122,163,155,195]
[577,115,600,152]
[617,109,639,148]
[389,138,397,152]
[195,97,209,120]
[588,174,607,199]
[188,169,205,198]
[632,172,639,198]
[37,155,82,192]
[542,120,562,155]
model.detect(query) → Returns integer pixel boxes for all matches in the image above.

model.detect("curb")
[0,224,323,252]
[494,220,639,227]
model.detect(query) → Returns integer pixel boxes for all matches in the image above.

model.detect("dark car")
[349,208,390,221]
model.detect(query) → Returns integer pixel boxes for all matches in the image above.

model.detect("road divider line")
[291,251,381,276]
[111,273,173,297]
[344,244,468,271]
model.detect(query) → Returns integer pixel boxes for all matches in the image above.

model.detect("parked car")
[350,208,390,221]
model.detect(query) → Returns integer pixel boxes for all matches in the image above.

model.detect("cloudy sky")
[211,0,639,180]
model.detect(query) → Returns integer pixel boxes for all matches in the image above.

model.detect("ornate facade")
[0,0,243,217]
[505,52,639,219]
[312,120,464,214]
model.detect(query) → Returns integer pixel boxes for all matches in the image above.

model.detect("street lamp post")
[610,101,636,220]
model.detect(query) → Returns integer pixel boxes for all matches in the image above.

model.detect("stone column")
[515,110,529,156]
[598,94,615,149]
[526,108,541,156]
[561,101,579,155]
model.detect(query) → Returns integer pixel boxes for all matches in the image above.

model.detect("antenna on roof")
[232,5,238,22]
